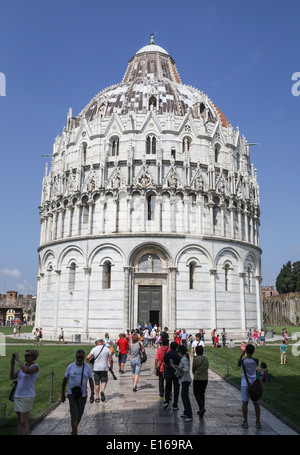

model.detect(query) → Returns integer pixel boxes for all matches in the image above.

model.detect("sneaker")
[163,403,169,409]
[173,406,179,411]
[180,414,187,418]
[241,421,248,429]
[133,387,137,392]
[100,392,105,402]
[184,417,193,422]
[256,422,262,429]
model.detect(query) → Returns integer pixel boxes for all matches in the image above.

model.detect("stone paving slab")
[31,346,298,437]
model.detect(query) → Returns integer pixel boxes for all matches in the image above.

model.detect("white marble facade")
[36,39,263,340]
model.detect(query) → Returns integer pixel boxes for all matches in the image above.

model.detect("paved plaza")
[31,345,298,436]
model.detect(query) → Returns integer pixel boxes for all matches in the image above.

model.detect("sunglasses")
[76,356,84,360]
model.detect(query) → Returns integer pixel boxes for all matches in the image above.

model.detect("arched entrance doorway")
[127,243,175,330]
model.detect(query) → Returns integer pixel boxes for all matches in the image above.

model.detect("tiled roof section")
[210,101,230,127]
[78,44,231,127]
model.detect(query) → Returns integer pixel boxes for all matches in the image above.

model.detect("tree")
[276,261,300,294]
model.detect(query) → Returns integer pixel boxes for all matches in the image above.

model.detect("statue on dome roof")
[150,33,155,45]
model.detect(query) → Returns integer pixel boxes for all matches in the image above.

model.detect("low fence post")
[49,370,54,403]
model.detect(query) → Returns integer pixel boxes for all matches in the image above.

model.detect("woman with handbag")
[170,345,193,422]
[129,334,145,392]
[192,345,209,418]
[10,349,39,435]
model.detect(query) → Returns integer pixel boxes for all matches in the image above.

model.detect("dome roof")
[136,44,169,55]
[78,38,230,128]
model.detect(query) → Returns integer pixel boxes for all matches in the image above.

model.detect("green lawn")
[204,344,300,429]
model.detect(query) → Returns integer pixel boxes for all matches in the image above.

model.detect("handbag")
[71,363,85,399]
[90,345,105,365]
[175,369,183,379]
[139,343,147,363]
[9,380,18,402]
[242,360,263,402]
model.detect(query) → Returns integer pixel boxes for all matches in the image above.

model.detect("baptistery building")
[36,37,263,340]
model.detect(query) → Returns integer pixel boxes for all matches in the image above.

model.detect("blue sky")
[0,0,299,294]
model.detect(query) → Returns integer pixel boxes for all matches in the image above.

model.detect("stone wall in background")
[263,293,300,326]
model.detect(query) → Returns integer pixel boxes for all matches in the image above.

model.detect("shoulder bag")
[9,380,18,402]
[139,342,147,363]
[242,360,263,402]
[71,363,85,399]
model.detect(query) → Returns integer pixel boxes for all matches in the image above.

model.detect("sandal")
[95,398,100,402]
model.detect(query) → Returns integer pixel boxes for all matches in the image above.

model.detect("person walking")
[129,334,145,392]
[280,340,287,364]
[10,349,40,435]
[170,345,193,422]
[117,333,129,374]
[154,337,170,397]
[180,329,189,348]
[87,339,113,402]
[237,344,261,429]
[61,349,94,435]
[163,341,180,410]
[58,328,65,344]
[192,345,209,418]
[191,333,205,358]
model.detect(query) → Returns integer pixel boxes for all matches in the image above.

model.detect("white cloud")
[0,268,22,278]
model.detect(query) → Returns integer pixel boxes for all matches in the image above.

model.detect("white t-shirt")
[64,362,93,397]
[89,345,110,371]
[15,364,39,398]
[192,339,205,356]
[239,357,258,387]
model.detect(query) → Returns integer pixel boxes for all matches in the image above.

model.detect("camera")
[12,354,16,360]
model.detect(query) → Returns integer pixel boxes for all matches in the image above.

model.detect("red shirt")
[156,346,170,372]
[117,337,129,354]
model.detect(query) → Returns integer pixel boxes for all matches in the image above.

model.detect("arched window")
[146,135,156,154]
[147,194,154,221]
[182,137,191,153]
[247,266,253,293]
[171,148,176,159]
[189,261,197,289]
[68,261,77,291]
[224,263,231,291]
[102,261,112,289]
[214,144,220,163]
[111,137,119,156]
[47,264,53,291]
[81,142,87,163]
[149,95,157,110]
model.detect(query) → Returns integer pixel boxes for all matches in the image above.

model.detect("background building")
[35,37,263,340]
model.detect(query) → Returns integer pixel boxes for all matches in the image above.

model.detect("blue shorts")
[241,386,259,403]
[130,359,141,375]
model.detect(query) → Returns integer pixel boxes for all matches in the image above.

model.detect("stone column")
[52,210,57,240]
[127,196,131,232]
[76,202,81,236]
[244,209,249,243]
[208,203,214,235]
[88,202,94,235]
[239,272,246,330]
[255,275,263,329]
[83,267,92,339]
[35,273,44,328]
[220,203,225,237]
[53,269,61,332]
[123,267,131,330]
[210,269,217,330]
[238,207,243,241]
[169,267,177,330]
